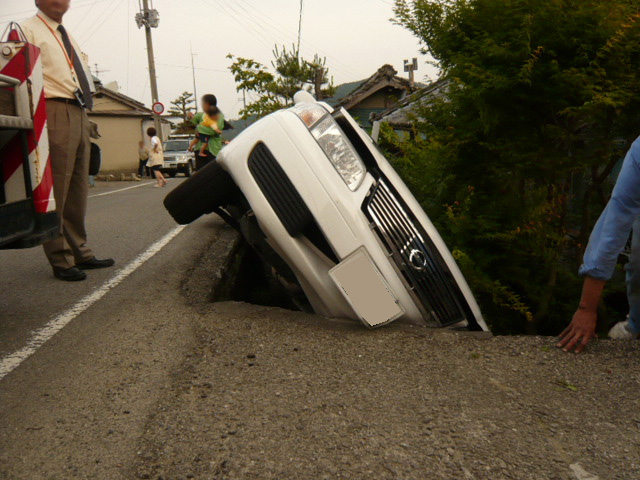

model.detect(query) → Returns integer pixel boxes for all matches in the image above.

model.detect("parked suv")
[161,135,194,178]
[165,91,488,331]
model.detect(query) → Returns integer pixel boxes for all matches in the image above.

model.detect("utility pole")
[297,0,304,53]
[190,42,198,107]
[314,67,324,101]
[404,58,418,90]
[136,0,161,136]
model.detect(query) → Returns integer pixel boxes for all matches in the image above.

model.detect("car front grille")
[364,181,472,327]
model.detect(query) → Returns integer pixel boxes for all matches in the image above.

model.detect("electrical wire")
[219,0,274,46]
[234,0,366,80]
[220,0,364,83]
[228,1,290,50]
[0,0,110,20]
[80,0,125,44]
[203,0,271,48]
[70,0,104,32]
[76,0,122,43]
[0,0,112,33]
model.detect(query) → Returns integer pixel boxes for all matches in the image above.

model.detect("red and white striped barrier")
[0,30,55,215]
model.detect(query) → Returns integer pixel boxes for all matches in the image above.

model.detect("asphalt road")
[0,179,188,359]
[1,179,640,479]
[0,179,231,479]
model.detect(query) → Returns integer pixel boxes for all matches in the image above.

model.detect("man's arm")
[559,137,640,352]
[557,276,605,353]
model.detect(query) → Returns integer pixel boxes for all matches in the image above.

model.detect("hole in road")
[212,240,304,312]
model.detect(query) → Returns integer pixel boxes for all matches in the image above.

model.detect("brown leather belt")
[47,97,82,108]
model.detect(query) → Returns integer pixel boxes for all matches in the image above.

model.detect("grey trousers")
[42,101,94,270]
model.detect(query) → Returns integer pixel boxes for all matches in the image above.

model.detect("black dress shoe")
[53,267,87,282]
[77,257,115,270]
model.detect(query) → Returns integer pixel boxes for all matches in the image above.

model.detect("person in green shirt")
[189,94,225,170]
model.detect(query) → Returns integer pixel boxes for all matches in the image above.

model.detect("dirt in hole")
[213,241,302,312]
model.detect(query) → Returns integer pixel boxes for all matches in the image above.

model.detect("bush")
[389,0,640,333]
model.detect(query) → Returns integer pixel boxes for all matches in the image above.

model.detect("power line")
[224,0,278,47]
[0,0,112,32]
[77,0,122,43]
[206,0,276,49]
[224,0,359,81]
[228,0,354,79]
[0,0,110,20]
[234,0,366,80]
[230,1,289,49]
[70,0,103,32]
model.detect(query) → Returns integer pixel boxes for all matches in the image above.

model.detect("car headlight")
[291,102,328,128]
[310,115,366,191]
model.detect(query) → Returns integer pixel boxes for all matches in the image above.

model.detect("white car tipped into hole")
[165,91,489,332]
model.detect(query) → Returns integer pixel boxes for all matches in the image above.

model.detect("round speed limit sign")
[152,101,165,115]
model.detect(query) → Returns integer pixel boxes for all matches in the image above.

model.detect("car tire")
[168,171,177,178]
[163,160,239,225]
[184,162,193,178]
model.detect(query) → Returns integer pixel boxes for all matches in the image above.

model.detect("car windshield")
[164,140,190,152]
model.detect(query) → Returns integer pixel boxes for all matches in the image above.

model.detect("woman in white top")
[146,127,167,188]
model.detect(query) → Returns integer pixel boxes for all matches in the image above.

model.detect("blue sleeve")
[579,137,640,280]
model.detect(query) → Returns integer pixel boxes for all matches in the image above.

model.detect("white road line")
[88,181,155,198]
[0,225,187,381]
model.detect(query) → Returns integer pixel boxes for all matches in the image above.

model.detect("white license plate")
[329,248,404,327]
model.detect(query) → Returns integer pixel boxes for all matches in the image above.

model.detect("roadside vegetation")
[228,46,335,119]
[168,91,196,133]
[388,0,640,334]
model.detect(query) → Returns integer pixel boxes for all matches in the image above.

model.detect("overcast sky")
[1,0,438,118]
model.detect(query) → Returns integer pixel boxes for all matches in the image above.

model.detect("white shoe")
[608,319,640,340]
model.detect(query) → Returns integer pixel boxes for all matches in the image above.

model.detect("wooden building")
[328,65,416,129]
[89,86,171,174]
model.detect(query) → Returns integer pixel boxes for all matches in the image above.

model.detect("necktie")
[57,24,93,110]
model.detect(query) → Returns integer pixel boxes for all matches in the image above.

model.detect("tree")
[388,0,640,334]
[228,45,336,119]
[168,91,195,132]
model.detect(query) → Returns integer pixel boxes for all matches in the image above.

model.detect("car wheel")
[163,160,240,225]
[184,163,193,178]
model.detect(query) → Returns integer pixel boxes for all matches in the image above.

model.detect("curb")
[181,222,242,308]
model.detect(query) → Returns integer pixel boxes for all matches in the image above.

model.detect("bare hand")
[188,146,194,152]
[187,112,195,119]
[557,308,597,353]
